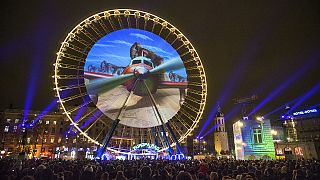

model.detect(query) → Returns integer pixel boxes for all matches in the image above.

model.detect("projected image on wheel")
[84,29,187,128]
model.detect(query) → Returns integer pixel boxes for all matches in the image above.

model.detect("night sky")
[1,1,320,133]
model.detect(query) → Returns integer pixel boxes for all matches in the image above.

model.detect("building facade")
[273,107,320,160]
[0,107,187,159]
[213,107,229,157]
[233,118,275,160]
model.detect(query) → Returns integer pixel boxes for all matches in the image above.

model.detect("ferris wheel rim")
[53,9,207,152]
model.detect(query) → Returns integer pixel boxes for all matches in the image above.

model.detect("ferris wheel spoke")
[125,14,131,28]
[58,51,87,62]
[68,33,91,48]
[67,100,92,114]
[96,18,111,34]
[80,27,98,43]
[182,102,201,114]
[94,128,105,141]
[116,15,124,29]
[175,114,192,129]
[80,113,104,130]
[88,22,104,37]
[83,115,103,134]
[56,83,86,92]
[168,120,184,138]
[59,93,87,103]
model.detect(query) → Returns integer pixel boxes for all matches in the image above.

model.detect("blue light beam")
[285,81,320,115]
[248,54,319,117]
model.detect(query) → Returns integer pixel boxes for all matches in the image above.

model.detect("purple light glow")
[285,81,320,115]
[29,98,58,126]
[22,23,52,124]
[202,105,241,138]
[263,97,300,118]
[66,104,87,134]
[80,109,103,129]
[198,30,270,137]
[248,54,319,117]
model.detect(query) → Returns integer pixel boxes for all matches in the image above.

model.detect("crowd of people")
[0,158,319,180]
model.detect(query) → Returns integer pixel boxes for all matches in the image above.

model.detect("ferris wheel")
[53,9,207,157]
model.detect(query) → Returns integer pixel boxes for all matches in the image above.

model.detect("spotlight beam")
[263,97,300,118]
[201,105,241,138]
[29,98,58,126]
[285,81,320,115]
[198,31,269,137]
[248,54,319,117]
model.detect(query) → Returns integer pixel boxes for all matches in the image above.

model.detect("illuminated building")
[192,138,208,159]
[0,107,187,159]
[274,107,320,159]
[213,106,229,157]
[0,109,65,158]
[233,117,275,160]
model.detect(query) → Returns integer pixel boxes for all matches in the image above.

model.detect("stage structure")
[53,9,207,159]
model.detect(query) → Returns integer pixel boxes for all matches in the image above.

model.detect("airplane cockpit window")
[144,61,153,67]
[132,60,141,65]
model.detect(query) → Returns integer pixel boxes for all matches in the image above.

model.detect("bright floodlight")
[256,116,264,121]
[237,121,243,127]
[271,129,278,135]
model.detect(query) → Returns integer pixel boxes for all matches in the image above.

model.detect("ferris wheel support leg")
[151,127,159,147]
[96,119,120,158]
[143,80,174,155]
[166,123,184,155]
[97,79,139,158]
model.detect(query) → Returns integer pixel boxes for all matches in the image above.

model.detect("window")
[59,128,63,133]
[144,60,153,67]
[253,128,262,143]
[6,119,11,123]
[51,128,56,134]
[50,137,55,143]
[132,60,141,65]
[4,126,9,132]
[15,119,19,123]
[27,138,31,144]
[58,137,62,143]
[13,126,17,132]
[53,121,57,125]
[73,139,77,143]
[43,138,47,143]
[46,121,50,125]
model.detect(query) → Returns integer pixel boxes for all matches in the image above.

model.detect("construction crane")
[234,95,258,118]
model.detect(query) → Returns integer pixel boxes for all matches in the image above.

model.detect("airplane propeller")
[87,73,134,95]
[86,57,185,95]
[149,57,185,74]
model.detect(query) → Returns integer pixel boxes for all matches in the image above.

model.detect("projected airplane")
[84,42,187,105]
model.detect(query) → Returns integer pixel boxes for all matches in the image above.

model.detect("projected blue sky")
[85,28,186,77]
